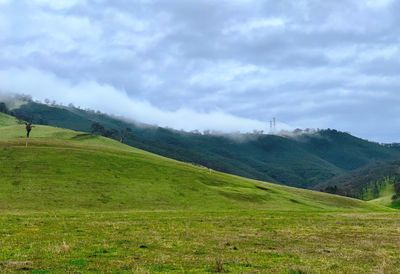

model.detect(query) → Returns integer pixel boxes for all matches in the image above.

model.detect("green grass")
[0,114,399,273]
[14,101,400,189]
[0,211,400,273]
[363,180,394,201]
[0,113,19,127]
[367,183,395,206]
[367,182,400,209]
[0,123,383,212]
[358,176,400,208]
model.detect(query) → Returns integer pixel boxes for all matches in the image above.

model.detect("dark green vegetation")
[9,100,400,189]
[318,160,400,208]
[0,113,399,273]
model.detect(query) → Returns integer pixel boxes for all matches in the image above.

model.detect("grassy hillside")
[0,112,19,127]
[9,101,400,189]
[368,184,399,208]
[1,113,400,273]
[0,114,381,212]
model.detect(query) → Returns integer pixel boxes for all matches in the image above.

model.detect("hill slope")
[0,112,19,127]
[2,113,400,274]
[8,101,400,189]
[0,113,383,212]
[316,160,400,208]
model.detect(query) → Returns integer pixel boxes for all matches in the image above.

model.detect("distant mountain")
[5,99,400,189]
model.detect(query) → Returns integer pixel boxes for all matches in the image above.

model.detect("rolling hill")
[0,112,383,212]
[2,112,400,273]
[0,112,19,127]
[7,99,400,189]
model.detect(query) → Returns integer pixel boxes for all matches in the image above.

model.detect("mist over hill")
[2,95,400,189]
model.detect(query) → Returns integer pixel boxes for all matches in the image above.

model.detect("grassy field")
[1,211,400,273]
[0,114,399,273]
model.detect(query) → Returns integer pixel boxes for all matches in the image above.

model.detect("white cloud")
[364,0,394,8]
[223,17,286,35]
[188,61,260,87]
[32,0,86,10]
[0,68,274,132]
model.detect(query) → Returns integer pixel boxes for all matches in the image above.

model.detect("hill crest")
[0,112,386,212]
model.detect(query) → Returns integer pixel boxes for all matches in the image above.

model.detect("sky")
[0,0,399,142]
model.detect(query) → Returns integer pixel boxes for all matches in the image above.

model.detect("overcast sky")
[0,0,399,142]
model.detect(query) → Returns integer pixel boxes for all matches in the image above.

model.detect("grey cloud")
[0,0,399,142]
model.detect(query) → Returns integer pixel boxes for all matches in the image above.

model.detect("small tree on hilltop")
[0,102,8,114]
[103,128,118,138]
[390,181,400,201]
[91,122,106,136]
[119,127,132,143]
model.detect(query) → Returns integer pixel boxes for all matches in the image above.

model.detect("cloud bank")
[0,68,276,132]
[0,0,399,141]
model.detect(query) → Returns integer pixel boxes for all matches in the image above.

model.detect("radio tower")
[273,117,276,131]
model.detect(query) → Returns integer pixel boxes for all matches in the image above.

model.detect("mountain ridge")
[3,99,400,189]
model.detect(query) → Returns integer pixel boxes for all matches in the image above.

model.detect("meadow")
[1,211,400,273]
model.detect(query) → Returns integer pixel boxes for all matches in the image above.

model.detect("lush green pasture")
[0,113,19,127]
[0,211,400,273]
[0,124,381,212]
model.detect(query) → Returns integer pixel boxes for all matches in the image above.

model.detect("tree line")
[393,181,400,201]
[0,102,9,114]
[91,122,132,143]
